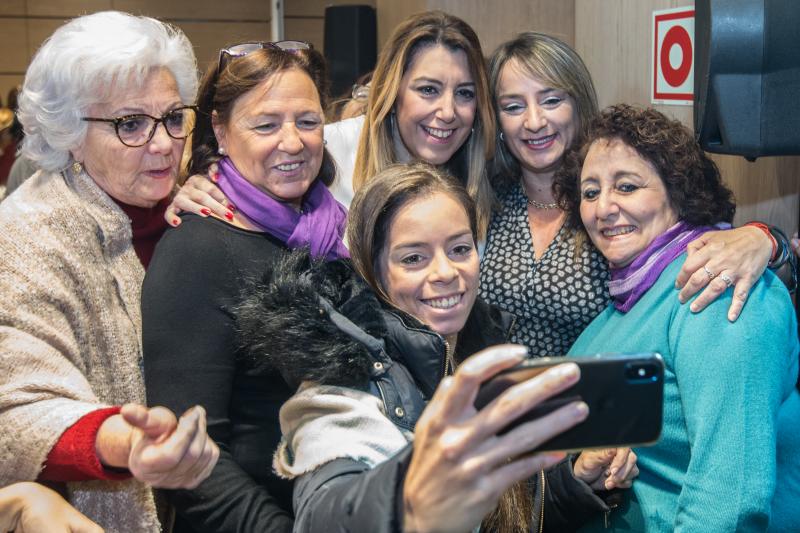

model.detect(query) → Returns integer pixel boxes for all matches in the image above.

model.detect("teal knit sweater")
[569,256,800,532]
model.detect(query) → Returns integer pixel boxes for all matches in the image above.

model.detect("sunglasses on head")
[217,40,312,75]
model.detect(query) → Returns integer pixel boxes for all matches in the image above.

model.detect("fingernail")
[573,401,589,418]
[200,208,211,216]
[228,204,236,213]
[210,172,219,183]
[678,294,687,304]
[225,211,234,220]
[172,218,180,226]
[556,362,580,380]
[690,303,699,312]
[604,469,611,477]
[610,466,619,477]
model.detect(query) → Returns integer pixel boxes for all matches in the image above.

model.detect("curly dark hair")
[554,104,735,232]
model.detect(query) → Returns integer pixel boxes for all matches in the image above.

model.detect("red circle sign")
[660,25,692,87]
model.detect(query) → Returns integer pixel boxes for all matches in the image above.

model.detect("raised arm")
[291,346,592,533]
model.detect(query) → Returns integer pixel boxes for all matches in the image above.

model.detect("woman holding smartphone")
[235,163,639,532]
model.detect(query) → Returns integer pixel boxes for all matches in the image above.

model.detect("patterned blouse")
[480,181,611,356]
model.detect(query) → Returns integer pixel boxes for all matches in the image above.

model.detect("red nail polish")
[228,203,236,213]
[172,218,180,226]
[200,208,211,216]
[210,172,219,183]
[225,211,234,220]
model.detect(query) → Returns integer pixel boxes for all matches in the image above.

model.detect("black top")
[142,214,294,533]
[480,181,611,356]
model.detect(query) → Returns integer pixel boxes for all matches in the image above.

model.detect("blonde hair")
[489,32,598,186]
[352,11,495,238]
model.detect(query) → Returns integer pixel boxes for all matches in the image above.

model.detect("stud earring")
[218,147,226,156]
[323,139,328,146]
[499,132,505,142]
[71,161,83,175]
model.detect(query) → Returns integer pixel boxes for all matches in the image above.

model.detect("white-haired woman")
[0,11,218,532]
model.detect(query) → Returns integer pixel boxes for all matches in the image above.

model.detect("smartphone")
[473,352,664,452]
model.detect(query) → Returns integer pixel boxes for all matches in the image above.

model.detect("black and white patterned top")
[480,181,611,356]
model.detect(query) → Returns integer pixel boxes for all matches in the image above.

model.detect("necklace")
[526,197,559,210]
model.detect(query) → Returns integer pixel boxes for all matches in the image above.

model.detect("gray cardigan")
[0,167,160,532]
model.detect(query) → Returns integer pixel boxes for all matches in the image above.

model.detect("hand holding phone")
[473,353,664,452]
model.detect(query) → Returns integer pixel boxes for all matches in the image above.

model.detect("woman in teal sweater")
[555,104,800,532]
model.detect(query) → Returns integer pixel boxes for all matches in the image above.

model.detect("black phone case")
[474,353,664,452]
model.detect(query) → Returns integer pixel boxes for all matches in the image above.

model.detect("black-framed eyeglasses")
[217,40,312,76]
[81,105,198,148]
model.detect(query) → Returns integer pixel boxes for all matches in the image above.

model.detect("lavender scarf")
[608,221,731,312]
[216,157,349,260]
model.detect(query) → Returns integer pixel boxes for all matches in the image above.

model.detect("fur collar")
[235,250,514,393]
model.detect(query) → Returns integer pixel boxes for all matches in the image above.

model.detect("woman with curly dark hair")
[555,104,800,532]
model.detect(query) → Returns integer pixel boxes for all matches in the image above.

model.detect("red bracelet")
[744,221,777,261]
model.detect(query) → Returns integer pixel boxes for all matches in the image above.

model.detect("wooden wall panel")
[0,1,27,16]
[114,0,269,21]
[0,0,338,101]
[0,20,29,73]
[27,0,111,17]
[177,22,272,68]
[286,0,375,18]
[575,0,799,234]
[429,0,574,52]
[25,18,64,59]
[285,18,324,51]
[376,0,425,50]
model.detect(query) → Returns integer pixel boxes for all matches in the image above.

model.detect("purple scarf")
[216,157,349,260]
[608,221,731,312]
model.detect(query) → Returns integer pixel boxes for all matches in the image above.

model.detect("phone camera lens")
[625,363,658,382]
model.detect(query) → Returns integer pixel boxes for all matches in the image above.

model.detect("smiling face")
[379,191,479,340]
[394,44,477,165]
[579,138,679,267]
[72,67,185,207]
[214,68,324,208]
[496,59,578,178]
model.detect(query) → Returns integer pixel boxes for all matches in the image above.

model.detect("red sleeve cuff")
[39,406,132,482]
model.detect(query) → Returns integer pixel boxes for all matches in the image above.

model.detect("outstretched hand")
[402,345,589,533]
[122,404,219,489]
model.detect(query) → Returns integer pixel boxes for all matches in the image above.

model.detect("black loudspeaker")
[694,0,800,159]
[324,5,377,99]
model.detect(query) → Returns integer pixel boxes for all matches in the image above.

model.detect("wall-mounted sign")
[652,7,695,105]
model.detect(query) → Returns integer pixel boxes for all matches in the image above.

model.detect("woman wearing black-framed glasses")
[141,40,346,533]
[0,11,219,533]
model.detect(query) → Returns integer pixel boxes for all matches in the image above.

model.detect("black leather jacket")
[236,252,608,532]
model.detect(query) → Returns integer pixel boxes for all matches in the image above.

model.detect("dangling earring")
[218,146,226,156]
[71,161,83,175]
[499,132,505,142]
